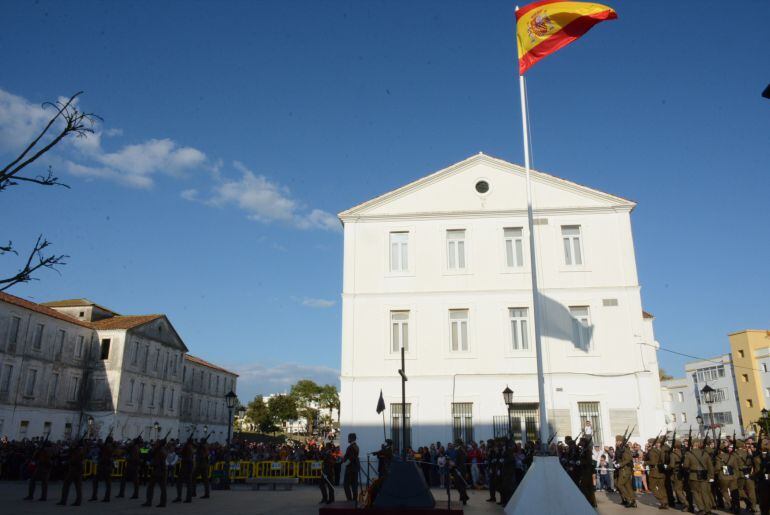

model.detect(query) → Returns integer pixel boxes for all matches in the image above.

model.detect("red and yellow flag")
[516,1,617,75]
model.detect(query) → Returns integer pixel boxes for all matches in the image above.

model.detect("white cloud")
[230,362,340,399]
[300,297,336,308]
[0,88,57,154]
[193,161,341,231]
[180,188,199,201]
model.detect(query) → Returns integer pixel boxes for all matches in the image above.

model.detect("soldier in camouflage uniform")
[736,439,758,512]
[684,438,715,514]
[614,434,636,508]
[716,439,740,513]
[646,437,669,509]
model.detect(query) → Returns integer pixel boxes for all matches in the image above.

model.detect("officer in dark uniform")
[499,440,516,506]
[450,443,469,506]
[25,440,52,501]
[375,440,393,479]
[342,433,360,502]
[577,435,597,508]
[192,437,210,498]
[485,439,500,503]
[57,440,84,506]
[117,437,141,499]
[89,436,114,502]
[173,438,194,503]
[319,443,336,504]
[142,439,168,507]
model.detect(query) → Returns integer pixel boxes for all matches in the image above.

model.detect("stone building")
[0,292,237,443]
[179,354,238,443]
[338,153,666,455]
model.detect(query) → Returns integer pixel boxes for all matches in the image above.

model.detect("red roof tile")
[90,315,163,330]
[0,291,93,328]
[185,354,238,377]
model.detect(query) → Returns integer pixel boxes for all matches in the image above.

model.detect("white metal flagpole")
[518,73,550,453]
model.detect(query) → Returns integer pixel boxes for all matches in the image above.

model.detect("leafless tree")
[0,91,99,291]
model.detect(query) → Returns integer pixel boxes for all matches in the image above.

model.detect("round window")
[475,180,489,194]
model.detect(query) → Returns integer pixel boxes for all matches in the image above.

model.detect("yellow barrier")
[297,460,323,479]
[233,461,251,480]
[82,460,96,478]
[253,461,297,479]
[112,459,126,478]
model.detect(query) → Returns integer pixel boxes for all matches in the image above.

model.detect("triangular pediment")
[339,153,634,220]
[124,316,188,352]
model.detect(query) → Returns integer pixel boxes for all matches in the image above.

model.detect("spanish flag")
[516,1,617,75]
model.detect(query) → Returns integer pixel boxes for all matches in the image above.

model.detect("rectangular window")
[143,344,149,372]
[132,341,140,365]
[712,412,734,426]
[681,412,687,423]
[64,423,72,440]
[8,316,21,345]
[738,350,745,358]
[33,323,44,350]
[129,379,135,403]
[766,387,770,398]
[452,402,474,444]
[138,383,145,406]
[671,413,677,422]
[389,232,409,272]
[154,349,160,371]
[150,385,156,406]
[390,403,411,453]
[100,339,111,360]
[160,386,166,410]
[48,373,59,403]
[449,309,469,352]
[170,388,175,410]
[578,401,603,446]
[69,376,80,401]
[763,363,768,373]
[561,225,583,265]
[43,421,52,438]
[569,306,592,351]
[742,374,749,383]
[75,335,84,358]
[390,311,409,353]
[0,364,13,393]
[504,228,524,268]
[24,369,37,396]
[509,308,529,350]
[446,229,466,270]
[677,392,684,403]
[55,330,65,359]
[747,399,753,408]
[18,420,29,439]
[507,403,540,443]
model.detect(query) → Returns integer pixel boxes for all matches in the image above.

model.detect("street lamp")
[760,408,769,435]
[503,386,514,440]
[700,384,716,434]
[153,421,160,441]
[236,406,246,434]
[224,390,238,490]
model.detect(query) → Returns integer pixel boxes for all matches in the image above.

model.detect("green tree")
[245,395,269,432]
[290,379,322,434]
[268,394,298,430]
[318,384,340,428]
[659,368,674,381]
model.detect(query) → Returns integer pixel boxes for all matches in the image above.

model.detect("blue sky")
[1,1,768,399]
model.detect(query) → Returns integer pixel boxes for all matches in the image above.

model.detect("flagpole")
[518,73,550,453]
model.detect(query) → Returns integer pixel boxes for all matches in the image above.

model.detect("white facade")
[179,354,238,443]
[338,154,665,455]
[661,354,744,438]
[754,347,770,406]
[0,293,237,443]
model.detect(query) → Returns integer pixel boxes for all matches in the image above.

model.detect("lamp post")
[224,390,238,490]
[503,386,514,440]
[700,384,716,435]
[696,415,704,437]
[760,408,769,435]
[236,406,246,436]
[153,421,160,441]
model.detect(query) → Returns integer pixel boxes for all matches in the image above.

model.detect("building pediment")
[339,153,635,221]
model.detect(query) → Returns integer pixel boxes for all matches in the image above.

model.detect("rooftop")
[185,354,238,377]
[0,291,93,329]
[41,298,120,315]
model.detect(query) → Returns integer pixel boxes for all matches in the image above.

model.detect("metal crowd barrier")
[81,459,323,481]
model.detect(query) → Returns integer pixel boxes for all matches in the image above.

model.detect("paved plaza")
[0,481,705,515]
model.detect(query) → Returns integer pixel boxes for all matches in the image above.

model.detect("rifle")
[687,426,693,452]
[160,429,172,444]
[546,431,557,447]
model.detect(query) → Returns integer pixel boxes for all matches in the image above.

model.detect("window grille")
[452,403,474,444]
[578,401,602,446]
[391,403,411,452]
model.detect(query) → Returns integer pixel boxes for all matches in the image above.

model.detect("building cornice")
[342,284,641,297]
[340,205,632,223]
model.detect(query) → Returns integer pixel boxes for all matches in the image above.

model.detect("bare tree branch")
[0,235,68,291]
[0,91,100,192]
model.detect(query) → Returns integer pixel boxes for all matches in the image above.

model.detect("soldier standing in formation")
[754,436,770,515]
[90,435,114,502]
[577,435,597,508]
[341,432,360,502]
[57,439,84,506]
[716,439,740,513]
[173,438,194,503]
[736,439,758,512]
[117,437,141,499]
[192,437,210,498]
[24,440,52,501]
[684,438,715,514]
[614,434,636,508]
[449,442,469,506]
[142,438,168,507]
[485,439,501,504]
[646,437,669,509]
[319,442,336,505]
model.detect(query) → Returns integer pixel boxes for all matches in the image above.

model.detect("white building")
[179,354,238,443]
[0,292,236,443]
[661,354,744,437]
[754,347,770,407]
[338,153,666,455]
